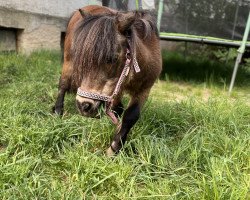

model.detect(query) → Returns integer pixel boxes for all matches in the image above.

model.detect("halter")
[77,48,140,124]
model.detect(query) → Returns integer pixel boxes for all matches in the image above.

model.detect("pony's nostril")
[82,102,92,112]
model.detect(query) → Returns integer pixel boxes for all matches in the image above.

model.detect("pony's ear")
[115,12,136,34]
[78,9,90,18]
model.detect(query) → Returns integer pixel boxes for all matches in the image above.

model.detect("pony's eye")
[106,54,118,64]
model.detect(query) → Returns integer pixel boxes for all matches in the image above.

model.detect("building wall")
[0,0,101,18]
[0,0,102,53]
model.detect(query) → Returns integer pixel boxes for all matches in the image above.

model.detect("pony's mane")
[71,10,158,85]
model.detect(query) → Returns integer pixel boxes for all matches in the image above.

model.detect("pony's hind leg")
[53,78,67,115]
[111,94,124,118]
[53,62,72,115]
[112,101,124,118]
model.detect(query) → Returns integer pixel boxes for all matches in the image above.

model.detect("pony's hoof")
[52,106,63,115]
[106,147,116,157]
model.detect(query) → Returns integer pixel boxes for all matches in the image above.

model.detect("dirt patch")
[0,144,7,152]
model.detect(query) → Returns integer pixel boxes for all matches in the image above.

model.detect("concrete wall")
[0,0,101,18]
[0,0,102,53]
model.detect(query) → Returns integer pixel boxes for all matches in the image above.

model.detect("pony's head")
[71,10,156,117]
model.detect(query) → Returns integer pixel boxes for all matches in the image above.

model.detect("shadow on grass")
[161,50,250,87]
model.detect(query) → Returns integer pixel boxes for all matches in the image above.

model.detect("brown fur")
[53,5,162,155]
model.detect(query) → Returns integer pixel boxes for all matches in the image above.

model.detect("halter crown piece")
[77,48,140,124]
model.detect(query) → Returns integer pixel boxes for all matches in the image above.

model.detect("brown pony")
[53,5,162,156]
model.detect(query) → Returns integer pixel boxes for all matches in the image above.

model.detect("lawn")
[0,51,249,199]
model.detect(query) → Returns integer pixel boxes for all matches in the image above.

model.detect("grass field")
[0,51,249,199]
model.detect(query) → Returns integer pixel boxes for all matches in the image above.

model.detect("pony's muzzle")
[76,96,101,117]
[81,102,92,112]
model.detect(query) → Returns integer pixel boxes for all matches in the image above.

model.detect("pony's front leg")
[106,90,149,156]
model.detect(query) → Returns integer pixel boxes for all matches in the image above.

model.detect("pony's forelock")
[71,10,158,86]
[72,14,118,83]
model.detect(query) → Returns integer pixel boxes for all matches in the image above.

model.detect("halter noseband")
[77,48,140,124]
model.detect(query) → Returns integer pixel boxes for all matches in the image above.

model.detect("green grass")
[0,51,249,199]
[161,50,250,87]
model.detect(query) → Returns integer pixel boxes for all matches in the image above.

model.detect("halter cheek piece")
[77,48,141,124]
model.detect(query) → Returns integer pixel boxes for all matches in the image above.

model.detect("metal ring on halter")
[126,50,131,60]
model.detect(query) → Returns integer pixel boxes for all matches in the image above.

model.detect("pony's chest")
[123,69,146,92]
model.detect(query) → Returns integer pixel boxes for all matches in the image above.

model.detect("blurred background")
[0,0,250,87]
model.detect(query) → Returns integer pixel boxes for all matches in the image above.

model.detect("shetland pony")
[53,5,162,156]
